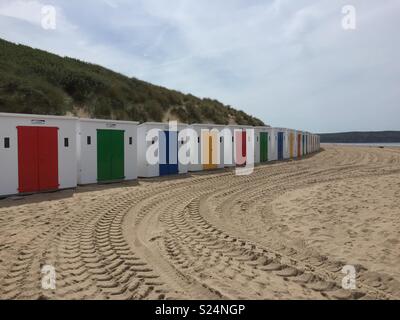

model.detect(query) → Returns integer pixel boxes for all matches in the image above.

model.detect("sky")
[0,0,399,133]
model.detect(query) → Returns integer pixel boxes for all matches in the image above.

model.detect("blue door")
[159,130,169,176]
[159,131,179,176]
[167,131,179,175]
[278,132,284,161]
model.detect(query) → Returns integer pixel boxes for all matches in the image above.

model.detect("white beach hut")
[228,124,255,167]
[137,122,189,177]
[77,118,138,184]
[273,127,289,160]
[0,113,78,197]
[189,124,228,171]
[311,134,315,153]
[296,130,303,158]
[302,132,307,156]
[254,126,270,164]
[304,132,308,155]
[288,129,297,159]
[268,128,278,161]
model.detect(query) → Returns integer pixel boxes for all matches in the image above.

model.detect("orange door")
[297,134,301,157]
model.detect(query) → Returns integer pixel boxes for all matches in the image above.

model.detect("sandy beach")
[1,145,399,300]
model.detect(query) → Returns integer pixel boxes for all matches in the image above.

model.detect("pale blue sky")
[1,0,399,132]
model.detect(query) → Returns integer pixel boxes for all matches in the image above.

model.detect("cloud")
[0,0,399,132]
[0,0,43,25]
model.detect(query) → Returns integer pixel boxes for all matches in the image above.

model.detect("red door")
[234,130,246,166]
[17,127,39,193]
[242,131,247,158]
[37,127,59,191]
[18,126,59,193]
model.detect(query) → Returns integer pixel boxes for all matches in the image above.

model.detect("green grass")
[0,38,264,126]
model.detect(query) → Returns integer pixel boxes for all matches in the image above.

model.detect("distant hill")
[0,38,264,126]
[319,131,400,143]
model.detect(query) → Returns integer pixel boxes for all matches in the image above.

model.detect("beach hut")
[266,127,274,162]
[228,125,254,167]
[137,122,188,177]
[284,129,291,159]
[288,129,297,159]
[297,131,303,158]
[268,128,278,161]
[0,113,78,197]
[254,126,271,164]
[310,134,313,153]
[312,135,316,152]
[315,135,317,151]
[254,127,260,164]
[77,118,138,184]
[302,132,307,156]
[274,128,289,160]
[189,124,227,171]
[304,132,310,155]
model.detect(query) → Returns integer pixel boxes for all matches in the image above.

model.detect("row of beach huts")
[0,113,320,198]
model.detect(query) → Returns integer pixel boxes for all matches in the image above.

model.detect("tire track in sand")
[1,146,400,299]
[128,146,400,299]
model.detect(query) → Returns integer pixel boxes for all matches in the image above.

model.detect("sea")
[323,143,400,147]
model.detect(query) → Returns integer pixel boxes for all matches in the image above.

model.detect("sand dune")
[1,145,400,300]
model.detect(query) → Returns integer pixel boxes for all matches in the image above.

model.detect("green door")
[97,129,125,181]
[260,132,268,162]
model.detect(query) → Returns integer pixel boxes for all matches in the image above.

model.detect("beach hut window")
[4,137,10,148]
[198,137,200,143]
[87,136,91,145]
[232,136,234,142]
[64,138,69,147]
[220,137,223,143]
[129,137,133,145]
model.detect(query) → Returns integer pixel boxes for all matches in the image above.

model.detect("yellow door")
[289,133,294,158]
[202,131,218,170]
